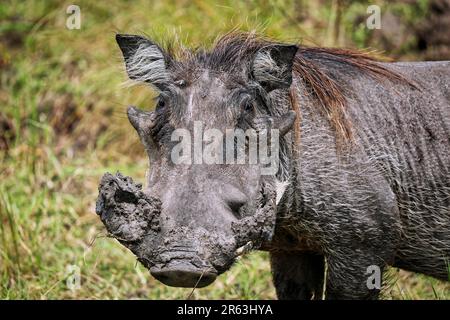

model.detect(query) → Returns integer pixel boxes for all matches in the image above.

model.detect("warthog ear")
[251,45,298,92]
[116,34,170,90]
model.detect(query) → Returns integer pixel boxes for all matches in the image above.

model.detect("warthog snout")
[96,171,279,287]
[150,258,218,288]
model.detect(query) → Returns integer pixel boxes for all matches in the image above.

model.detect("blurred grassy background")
[0,0,449,299]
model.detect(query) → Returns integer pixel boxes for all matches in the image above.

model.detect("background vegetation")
[0,0,449,299]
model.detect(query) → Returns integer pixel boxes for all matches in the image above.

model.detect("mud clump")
[96,172,161,242]
[231,181,277,249]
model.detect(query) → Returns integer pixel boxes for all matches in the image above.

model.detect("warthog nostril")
[150,264,217,288]
[224,188,248,218]
[227,199,246,217]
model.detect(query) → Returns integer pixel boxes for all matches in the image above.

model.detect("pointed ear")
[116,34,170,89]
[251,45,298,92]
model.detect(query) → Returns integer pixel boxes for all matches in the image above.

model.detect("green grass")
[0,0,448,299]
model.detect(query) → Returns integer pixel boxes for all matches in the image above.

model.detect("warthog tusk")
[235,241,253,257]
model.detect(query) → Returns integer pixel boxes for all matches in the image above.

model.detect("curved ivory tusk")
[235,241,254,257]
[274,110,296,136]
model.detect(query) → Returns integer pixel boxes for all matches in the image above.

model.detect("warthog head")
[97,33,298,288]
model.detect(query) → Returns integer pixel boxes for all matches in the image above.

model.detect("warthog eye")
[174,79,186,87]
[242,99,255,114]
[156,97,165,111]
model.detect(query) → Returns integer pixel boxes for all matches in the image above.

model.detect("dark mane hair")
[168,31,416,144]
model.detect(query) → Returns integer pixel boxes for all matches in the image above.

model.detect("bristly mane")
[167,31,417,144]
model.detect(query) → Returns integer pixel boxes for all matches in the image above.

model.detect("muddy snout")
[96,172,277,288]
[95,172,232,287]
[150,256,218,288]
[144,228,236,288]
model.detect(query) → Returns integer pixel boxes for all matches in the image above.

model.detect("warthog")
[96,32,450,299]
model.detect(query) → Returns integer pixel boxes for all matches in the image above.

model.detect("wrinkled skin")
[97,33,450,298]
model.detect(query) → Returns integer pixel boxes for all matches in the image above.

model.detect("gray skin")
[96,34,450,299]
